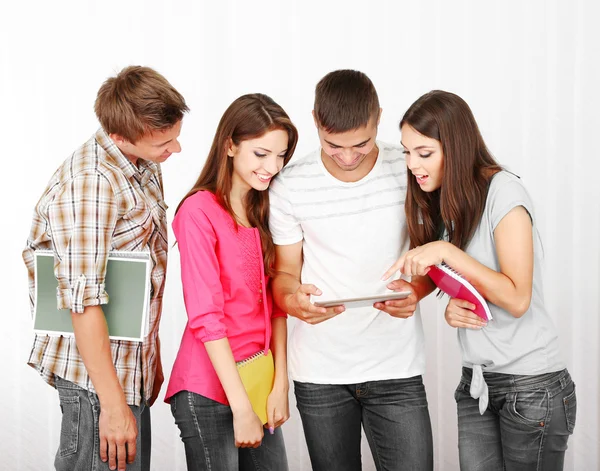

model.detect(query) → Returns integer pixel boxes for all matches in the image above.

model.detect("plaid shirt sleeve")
[48,172,118,313]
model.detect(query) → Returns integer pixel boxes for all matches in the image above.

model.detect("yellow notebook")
[236,350,275,424]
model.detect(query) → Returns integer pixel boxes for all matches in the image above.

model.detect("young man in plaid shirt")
[23,66,188,471]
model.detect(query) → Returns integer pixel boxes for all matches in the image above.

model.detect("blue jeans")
[455,367,576,471]
[294,376,434,471]
[170,391,288,471]
[54,376,151,471]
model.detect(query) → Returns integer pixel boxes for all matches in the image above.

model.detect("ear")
[377,107,382,126]
[109,133,128,146]
[226,138,237,158]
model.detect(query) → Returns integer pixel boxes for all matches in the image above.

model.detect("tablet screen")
[313,291,412,308]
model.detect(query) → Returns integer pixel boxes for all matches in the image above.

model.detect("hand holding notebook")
[427,263,493,321]
[382,242,492,322]
[237,350,275,425]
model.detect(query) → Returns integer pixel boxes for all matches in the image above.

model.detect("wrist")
[272,373,289,391]
[97,388,127,409]
[230,398,254,416]
[441,241,454,263]
[283,292,296,312]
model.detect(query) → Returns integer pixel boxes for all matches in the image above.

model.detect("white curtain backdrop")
[1,1,598,470]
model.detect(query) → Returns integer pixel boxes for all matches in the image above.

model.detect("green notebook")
[34,250,151,342]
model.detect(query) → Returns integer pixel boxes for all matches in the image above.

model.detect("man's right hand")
[284,284,345,325]
[99,402,138,471]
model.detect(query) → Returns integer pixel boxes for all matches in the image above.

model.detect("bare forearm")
[71,306,125,406]
[442,243,530,316]
[270,317,288,389]
[272,271,301,313]
[204,338,252,413]
[410,275,436,301]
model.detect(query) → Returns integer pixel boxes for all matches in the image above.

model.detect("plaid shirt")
[23,129,168,406]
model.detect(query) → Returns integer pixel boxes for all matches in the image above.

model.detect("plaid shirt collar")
[94,128,158,185]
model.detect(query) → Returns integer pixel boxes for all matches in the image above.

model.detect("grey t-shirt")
[456,170,565,375]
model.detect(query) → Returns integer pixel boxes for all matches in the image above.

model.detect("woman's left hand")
[265,380,290,434]
[383,241,451,278]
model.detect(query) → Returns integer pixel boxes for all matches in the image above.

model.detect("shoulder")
[278,147,321,178]
[177,190,221,218]
[173,191,227,238]
[377,141,407,174]
[487,170,531,201]
[486,170,535,226]
[54,135,107,181]
[43,137,118,203]
[378,141,405,160]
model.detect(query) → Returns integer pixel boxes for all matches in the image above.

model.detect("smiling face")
[315,113,380,181]
[230,129,289,195]
[401,124,444,192]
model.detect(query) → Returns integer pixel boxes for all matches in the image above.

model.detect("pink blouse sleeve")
[173,201,227,342]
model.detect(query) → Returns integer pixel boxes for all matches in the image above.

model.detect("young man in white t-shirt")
[269,70,435,471]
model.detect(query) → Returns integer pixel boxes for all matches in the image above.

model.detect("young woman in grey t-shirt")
[384,90,576,471]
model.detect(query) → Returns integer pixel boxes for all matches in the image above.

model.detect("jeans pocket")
[454,381,467,403]
[58,395,80,457]
[507,389,549,427]
[563,383,577,433]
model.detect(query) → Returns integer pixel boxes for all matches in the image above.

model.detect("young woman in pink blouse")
[165,94,298,471]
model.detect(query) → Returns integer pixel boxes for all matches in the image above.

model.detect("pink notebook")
[427,263,493,321]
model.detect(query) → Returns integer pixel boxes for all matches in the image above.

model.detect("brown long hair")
[401,90,502,250]
[177,93,298,274]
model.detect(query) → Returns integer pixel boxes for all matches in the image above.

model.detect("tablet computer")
[313,291,412,308]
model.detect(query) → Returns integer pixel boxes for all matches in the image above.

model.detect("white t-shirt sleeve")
[269,174,303,245]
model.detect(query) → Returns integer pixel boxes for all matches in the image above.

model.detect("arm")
[442,206,533,317]
[387,206,534,318]
[148,337,163,406]
[265,316,289,432]
[272,242,344,324]
[174,202,263,448]
[204,339,264,448]
[50,174,136,471]
[71,307,137,469]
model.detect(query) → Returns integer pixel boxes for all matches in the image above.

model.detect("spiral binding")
[440,262,464,279]
[436,262,493,321]
[236,350,267,368]
[34,248,150,260]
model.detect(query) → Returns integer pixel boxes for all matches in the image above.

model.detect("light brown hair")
[177,93,298,274]
[314,70,380,133]
[94,65,189,143]
[401,90,502,250]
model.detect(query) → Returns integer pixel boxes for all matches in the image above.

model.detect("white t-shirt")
[269,142,426,383]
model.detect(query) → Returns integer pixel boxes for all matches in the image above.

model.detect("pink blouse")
[164,191,285,405]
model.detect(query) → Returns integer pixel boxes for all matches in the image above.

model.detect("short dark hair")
[314,70,380,133]
[94,65,189,143]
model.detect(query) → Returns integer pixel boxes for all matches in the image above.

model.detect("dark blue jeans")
[170,391,288,471]
[54,376,151,471]
[455,367,576,471]
[294,376,434,471]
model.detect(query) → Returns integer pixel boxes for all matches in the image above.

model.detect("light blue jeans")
[54,376,151,471]
[455,367,576,471]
